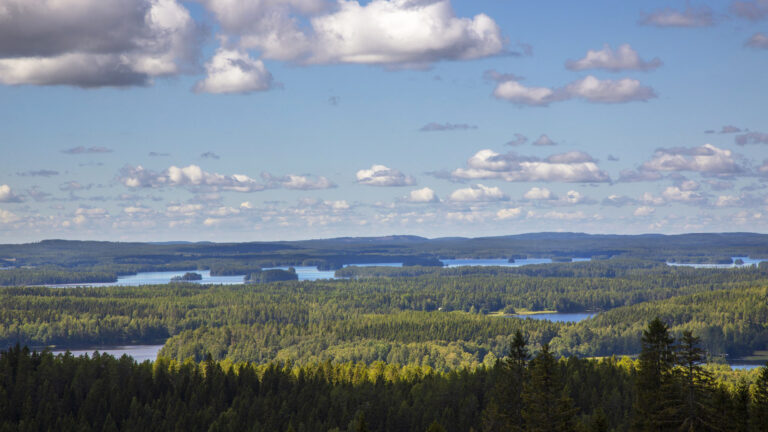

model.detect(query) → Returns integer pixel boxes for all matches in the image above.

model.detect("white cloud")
[0,209,19,224]
[451,149,610,183]
[496,207,522,220]
[524,187,554,200]
[240,201,253,209]
[661,186,706,204]
[532,134,557,146]
[407,187,439,203]
[194,47,274,94]
[0,0,199,87]
[565,44,662,72]
[493,80,557,106]
[356,164,415,186]
[505,133,528,146]
[639,144,744,176]
[565,75,657,103]
[265,173,336,190]
[203,0,504,67]
[640,6,714,27]
[602,194,637,207]
[746,32,768,49]
[493,75,656,106]
[448,184,507,202]
[0,185,22,203]
[118,164,269,192]
[634,206,655,217]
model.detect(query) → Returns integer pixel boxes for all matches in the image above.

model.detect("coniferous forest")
[1,236,768,430]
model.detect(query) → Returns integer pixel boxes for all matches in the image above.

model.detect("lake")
[441,258,591,267]
[512,312,596,323]
[50,344,164,362]
[48,270,246,287]
[667,256,766,268]
[49,257,596,287]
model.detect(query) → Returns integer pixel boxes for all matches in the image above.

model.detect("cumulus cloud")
[532,134,557,146]
[602,194,637,207]
[634,206,655,217]
[639,6,714,27]
[496,207,522,220]
[661,186,706,204]
[523,187,555,200]
[0,208,21,224]
[731,1,768,21]
[419,122,478,132]
[565,44,662,72]
[639,144,744,176]
[735,132,768,145]
[118,164,267,192]
[505,133,528,146]
[0,0,199,87]
[451,149,610,183]
[448,184,507,202]
[0,185,22,203]
[264,173,336,190]
[746,32,768,48]
[194,47,274,94]
[407,187,439,203]
[201,0,504,67]
[16,169,59,177]
[493,75,656,106]
[62,146,113,155]
[356,164,415,187]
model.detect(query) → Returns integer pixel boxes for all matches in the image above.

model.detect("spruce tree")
[675,330,719,431]
[632,317,677,432]
[482,330,529,432]
[522,344,577,432]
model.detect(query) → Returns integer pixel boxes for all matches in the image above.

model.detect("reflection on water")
[441,258,591,268]
[667,256,766,268]
[48,270,245,287]
[50,344,164,362]
[512,312,596,323]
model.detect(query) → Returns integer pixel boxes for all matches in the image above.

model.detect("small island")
[246,268,299,283]
[170,272,203,282]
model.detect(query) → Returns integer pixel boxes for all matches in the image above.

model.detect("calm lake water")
[441,258,591,267]
[729,363,765,371]
[51,344,164,362]
[667,256,766,268]
[49,258,599,287]
[48,270,246,287]
[512,312,596,323]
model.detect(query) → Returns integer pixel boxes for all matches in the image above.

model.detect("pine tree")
[632,317,677,432]
[482,330,528,432]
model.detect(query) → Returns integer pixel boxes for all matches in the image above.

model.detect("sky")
[1,0,768,243]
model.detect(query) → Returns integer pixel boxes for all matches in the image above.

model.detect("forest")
[1,321,767,431]
[2,237,768,430]
[1,260,767,368]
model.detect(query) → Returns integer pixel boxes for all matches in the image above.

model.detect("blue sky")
[1,0,767,242]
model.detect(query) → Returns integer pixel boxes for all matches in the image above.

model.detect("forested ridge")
[2,233,768,285]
